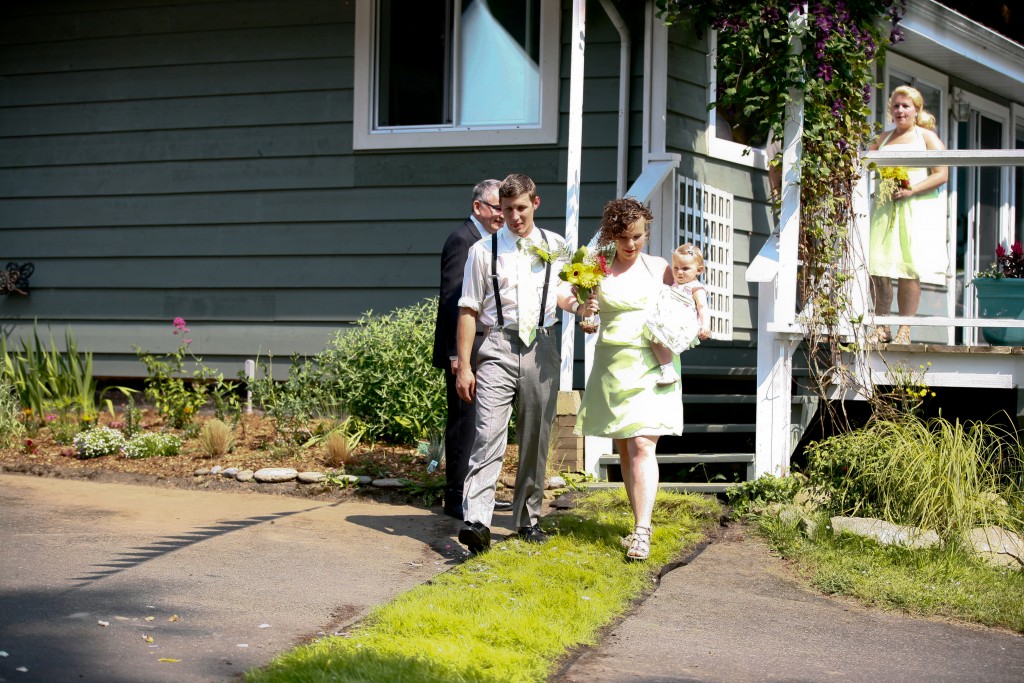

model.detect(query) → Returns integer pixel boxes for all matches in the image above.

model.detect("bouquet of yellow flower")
[877,166,911,203]
[559,242,615,325]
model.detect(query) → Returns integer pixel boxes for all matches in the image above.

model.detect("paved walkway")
[0,474,476,683]
[554,523,1024,682]
[2,474,1022,682]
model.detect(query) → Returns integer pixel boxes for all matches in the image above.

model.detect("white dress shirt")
[458,225,566,330]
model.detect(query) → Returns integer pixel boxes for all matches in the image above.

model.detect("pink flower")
[1013,242,1023,256]
[45,414,57,422]
[184,338,193,345]
[172,317,190,334]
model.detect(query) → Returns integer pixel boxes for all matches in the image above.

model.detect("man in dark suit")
[432,179,506,519]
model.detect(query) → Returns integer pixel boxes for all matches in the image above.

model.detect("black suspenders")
[490,231,551,331]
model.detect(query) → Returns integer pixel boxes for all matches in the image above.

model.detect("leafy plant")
[247,352,344,444]
[135,317,239,431]
[317,298,445,444]
[197,418,235,457]
[73,426,127,459]
[805,417,1024,547]
[726,473,807,516]
[124,432,183,459]
[0,321,130,428]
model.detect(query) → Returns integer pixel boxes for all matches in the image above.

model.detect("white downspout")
[597,0,630,198]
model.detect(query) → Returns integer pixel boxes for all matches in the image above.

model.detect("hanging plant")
[657,0,907,425]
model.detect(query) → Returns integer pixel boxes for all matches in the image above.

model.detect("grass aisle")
[246,490,721,683]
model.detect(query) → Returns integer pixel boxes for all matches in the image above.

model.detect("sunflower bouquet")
[876,166,911,203]
[559,242,615,325]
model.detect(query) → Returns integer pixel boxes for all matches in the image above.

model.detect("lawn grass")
[757,514,1024,633]
[245,489,721,683]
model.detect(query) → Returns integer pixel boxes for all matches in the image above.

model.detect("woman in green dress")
[574,198,682,561]
[868,85,948,345]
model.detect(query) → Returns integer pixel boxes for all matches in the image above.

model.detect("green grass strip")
[757,515,1024,633]
[246,490,721,683]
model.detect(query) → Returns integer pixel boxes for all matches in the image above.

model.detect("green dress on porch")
[575,254,683,439]
[869,126,947,285]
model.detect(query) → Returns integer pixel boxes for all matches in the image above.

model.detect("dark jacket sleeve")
[432,221,476,370]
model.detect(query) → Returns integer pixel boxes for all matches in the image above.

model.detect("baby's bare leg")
[651,341,673,366]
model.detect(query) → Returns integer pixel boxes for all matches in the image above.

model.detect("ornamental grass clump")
[73,426,127,459]
[198,418,235,457]
[805,416,1024,548]
[124,431,183,459]
[0,381,24,449]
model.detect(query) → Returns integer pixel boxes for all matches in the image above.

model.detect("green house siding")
[664,23,772,359]
[0,0,646,384]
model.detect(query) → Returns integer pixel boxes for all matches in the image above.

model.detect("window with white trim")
[353,0,560,150]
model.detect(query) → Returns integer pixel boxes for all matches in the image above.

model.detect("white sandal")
[620,523,653,549]
[626,525,652,561]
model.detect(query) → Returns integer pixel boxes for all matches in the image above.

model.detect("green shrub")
[805,417,1024,546]
[124,431,183,459]
[73,426,127,458]
[321,298,445,444]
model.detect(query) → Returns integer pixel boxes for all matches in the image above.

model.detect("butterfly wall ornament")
[0,262,34,295]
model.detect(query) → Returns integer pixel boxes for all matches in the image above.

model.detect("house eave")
[897,0,1024,102]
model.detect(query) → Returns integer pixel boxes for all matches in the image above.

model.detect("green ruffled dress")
[868,127,947,285]
[575,256,683,438]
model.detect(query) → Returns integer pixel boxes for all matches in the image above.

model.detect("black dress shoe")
[493,500,513,512]
[458,521,491,553]
[442,506,464,521]
[516,525,548,544]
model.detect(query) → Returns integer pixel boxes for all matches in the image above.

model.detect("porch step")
[584,481,734,494]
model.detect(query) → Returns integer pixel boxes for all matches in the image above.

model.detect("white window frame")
[352,0,561,150]
[705,31,769,171]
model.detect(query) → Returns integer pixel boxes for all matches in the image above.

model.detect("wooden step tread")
[585,481,736,494]
[597,453,754,465]
[682,394,818,404]
[682,423,756,433]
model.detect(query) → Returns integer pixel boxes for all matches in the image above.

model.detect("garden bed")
[0,409,518,505]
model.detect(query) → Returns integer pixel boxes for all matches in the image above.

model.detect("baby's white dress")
[643,280,705,354]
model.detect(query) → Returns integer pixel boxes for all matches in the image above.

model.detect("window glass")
[1015,121,1024,245]
[374,0,541,130]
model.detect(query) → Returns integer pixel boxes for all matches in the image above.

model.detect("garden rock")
[221,467,239,478]
[235,469,254,482]
[210,465,222,475]
[297,471,326,484]
[830,516,940,549]
[372,478,407,488]
[193,468,211,477]
[968,526,1024,570]
[253,468,298,483]
[357,475,373,485]
[546,475,566,490]
[331,474,362,485]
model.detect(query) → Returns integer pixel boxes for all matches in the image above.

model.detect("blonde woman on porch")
[867,85,948,344]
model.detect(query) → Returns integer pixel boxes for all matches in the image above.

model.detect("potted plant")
[972,241,1024,346]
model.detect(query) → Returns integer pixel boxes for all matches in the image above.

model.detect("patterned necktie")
[517,238,536,345]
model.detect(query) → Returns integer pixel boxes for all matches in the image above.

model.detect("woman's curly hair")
[598,197,654,243]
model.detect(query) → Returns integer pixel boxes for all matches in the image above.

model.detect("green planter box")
[973,277,1024,346]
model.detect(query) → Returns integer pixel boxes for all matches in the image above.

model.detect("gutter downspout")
[598,0,630,198]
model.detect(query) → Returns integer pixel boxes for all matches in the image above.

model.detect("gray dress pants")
[462,326,559,529]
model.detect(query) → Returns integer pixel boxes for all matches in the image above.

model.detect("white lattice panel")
[675,176,734,340]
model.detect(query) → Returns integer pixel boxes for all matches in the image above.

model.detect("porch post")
[560,0,586,392]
